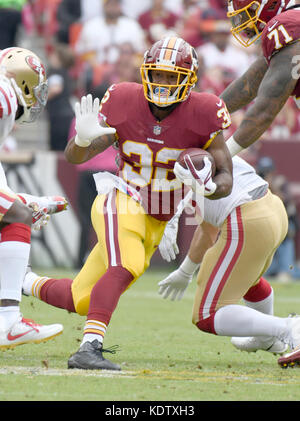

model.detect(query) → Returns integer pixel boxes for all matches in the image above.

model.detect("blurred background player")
[158,155,300,368]
[23,36,233,370]
[0,47,65,349]
[222,0,300,155]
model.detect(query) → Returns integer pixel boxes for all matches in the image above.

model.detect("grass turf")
[1,268,300,402]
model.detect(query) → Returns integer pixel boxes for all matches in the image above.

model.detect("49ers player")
[23,37,233,370]
[223,0,300,154]
[158,156,300,369]
[223,0,300,368]
[0,47,65,350]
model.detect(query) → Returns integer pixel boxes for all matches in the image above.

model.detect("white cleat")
[0,317,63,350]
[278,316,300,368]
[231,336,288,355]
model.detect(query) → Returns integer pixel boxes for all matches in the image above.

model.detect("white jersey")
[0,75,18,144]
[0,75,18,190]
[202,156,268,227]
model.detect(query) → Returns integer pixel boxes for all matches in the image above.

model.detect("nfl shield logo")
[153,125,161,135]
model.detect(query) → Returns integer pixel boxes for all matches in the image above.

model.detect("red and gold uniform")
[28,38,232,360]
[99,82,229,220]
[71,81,230,315]
[261,6,300,106]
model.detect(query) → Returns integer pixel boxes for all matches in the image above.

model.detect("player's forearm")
[188,223,219,264]
[209,169,233,200]
[230,102,276,149]
[64,134,114,164]
[220,56,268,114]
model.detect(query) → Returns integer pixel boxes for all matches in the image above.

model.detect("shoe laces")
[21,318,41,332]
[102,344,119,354]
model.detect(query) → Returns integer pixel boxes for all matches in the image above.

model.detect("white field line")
[0,366,135,378]
[0,366,300,387]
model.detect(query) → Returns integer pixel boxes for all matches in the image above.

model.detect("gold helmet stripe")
[162,37,178,62]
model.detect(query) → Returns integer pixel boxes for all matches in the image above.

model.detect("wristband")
[180,255,200,276]
[226,136,244,157]
[74,134,91,148]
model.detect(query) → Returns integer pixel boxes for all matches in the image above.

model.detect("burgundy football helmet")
[227,0,294,47]
[140,37,198,107]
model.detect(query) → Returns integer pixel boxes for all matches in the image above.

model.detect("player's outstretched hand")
[30,204,50,230]
[158,267,193,301]
[75,94,116,147]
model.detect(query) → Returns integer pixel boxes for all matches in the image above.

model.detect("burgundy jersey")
[261,7,300,106]
[99,82,230,220]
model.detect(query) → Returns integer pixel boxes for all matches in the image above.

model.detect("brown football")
[177,148,216,176]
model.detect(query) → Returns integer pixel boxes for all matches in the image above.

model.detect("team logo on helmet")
[25,55,45,76]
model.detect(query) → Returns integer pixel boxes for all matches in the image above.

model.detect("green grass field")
[1,267,300,402]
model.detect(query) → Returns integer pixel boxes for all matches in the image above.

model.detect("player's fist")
[74,94,116,147]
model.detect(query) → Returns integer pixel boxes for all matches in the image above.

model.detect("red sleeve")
[99,82,133,127]
[188,93,231,148]
[261,10,300,64]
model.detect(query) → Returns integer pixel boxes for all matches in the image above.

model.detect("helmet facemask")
[141,63,197,107]
[228,1,266,47]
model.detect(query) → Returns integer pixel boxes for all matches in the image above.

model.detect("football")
[177,148,216,176]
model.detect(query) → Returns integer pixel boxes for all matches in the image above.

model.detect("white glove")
[74,94,116,147]
[174,156,217,197]
[158,267,193,301]
[159,215,179,262]
[29,204,50,231]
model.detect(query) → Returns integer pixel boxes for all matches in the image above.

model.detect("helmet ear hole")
[24,85,30,95]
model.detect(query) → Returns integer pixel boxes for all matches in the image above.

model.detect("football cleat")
[68,339,121,370]
[231,336,288,355]
[0,317,63,350]
[278,316,300,368]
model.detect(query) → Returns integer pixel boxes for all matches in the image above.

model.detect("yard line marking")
[1,366,300,387]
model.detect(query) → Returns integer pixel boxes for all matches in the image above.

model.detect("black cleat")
[68,339,121,370]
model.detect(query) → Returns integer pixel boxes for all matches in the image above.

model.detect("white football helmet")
[0,47,48,123]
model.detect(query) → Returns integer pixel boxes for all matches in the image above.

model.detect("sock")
[0,223,31,302]
[243,277,274,315]
[82,266,134,345]
[81,320,107,346]
[0,306,21,331]
[24,271,75,313]
[213,304,289,340]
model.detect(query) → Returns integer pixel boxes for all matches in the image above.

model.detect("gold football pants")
[192,190,288,325]
[71,189,167,315]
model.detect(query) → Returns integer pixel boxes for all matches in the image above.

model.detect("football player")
[23,37,234,370]
[223,0,300,155]
[0,47,65,349]
[158,155,300,368]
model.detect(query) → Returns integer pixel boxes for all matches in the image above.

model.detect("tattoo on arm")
[233,41,300,148]
[220,56,268,113]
